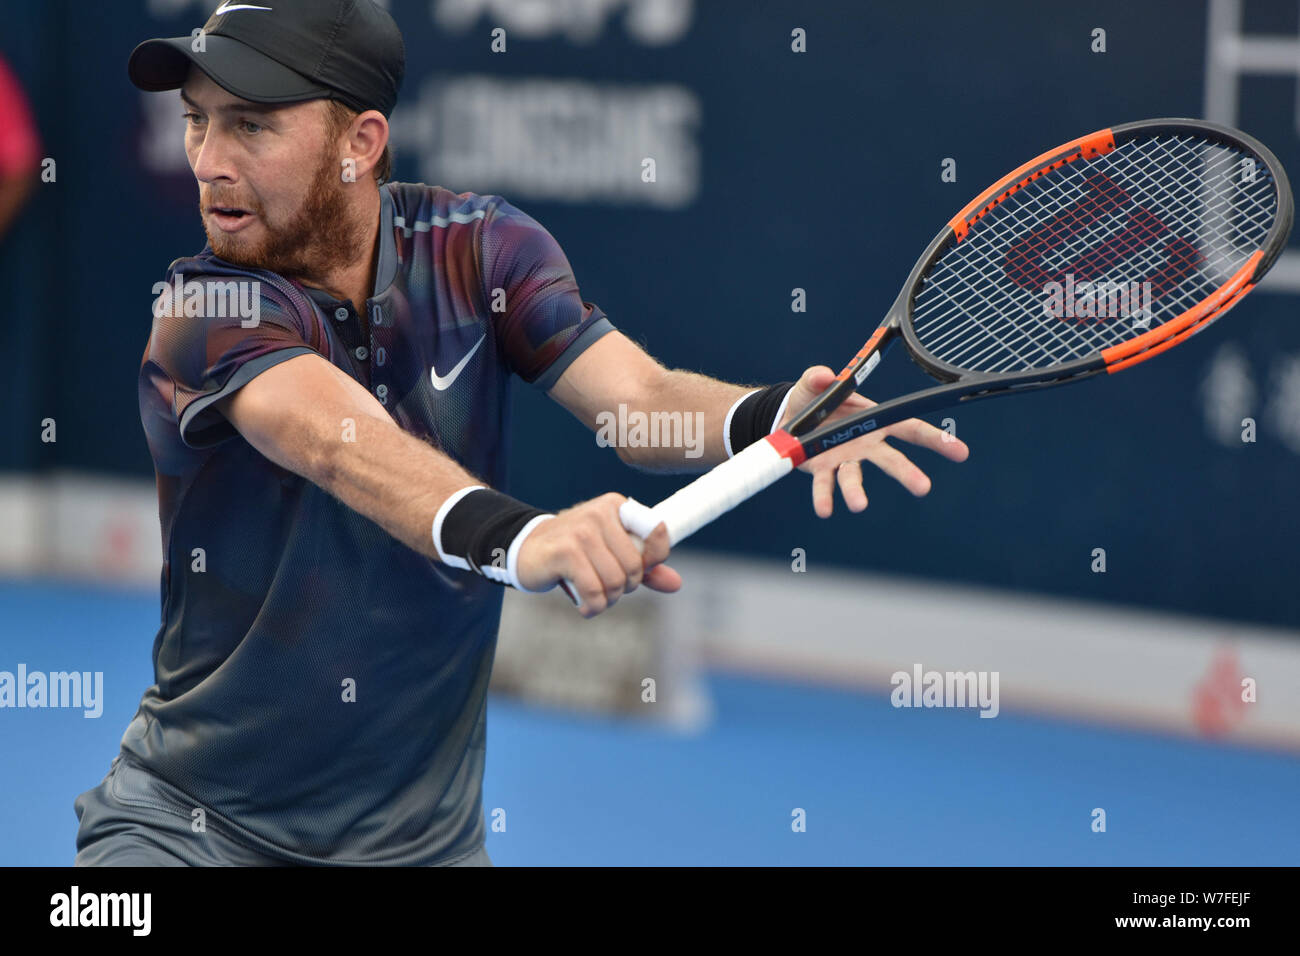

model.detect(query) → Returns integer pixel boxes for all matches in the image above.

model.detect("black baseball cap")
[127,0,405,118]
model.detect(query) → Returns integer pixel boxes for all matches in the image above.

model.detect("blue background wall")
[3,0,1297,627]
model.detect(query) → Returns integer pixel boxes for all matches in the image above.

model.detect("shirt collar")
[301,184,397,310]
[375,182,397,295]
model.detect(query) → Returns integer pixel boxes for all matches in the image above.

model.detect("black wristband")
[433,487,553,588]
[727,382,796,455]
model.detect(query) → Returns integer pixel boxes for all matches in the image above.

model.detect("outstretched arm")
[217,351,676,616]
[547,331,970,515]
[546,330,761,473]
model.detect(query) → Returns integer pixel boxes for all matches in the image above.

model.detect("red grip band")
[766,429,806,467]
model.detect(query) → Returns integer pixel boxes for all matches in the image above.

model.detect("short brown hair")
[323,99,393,185]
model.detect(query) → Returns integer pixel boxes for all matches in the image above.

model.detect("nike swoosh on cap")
[430,333,486,391]
[213,2,274,15]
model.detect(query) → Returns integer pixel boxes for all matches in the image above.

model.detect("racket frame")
[783,118,1293,459]
[571,118,1294,599]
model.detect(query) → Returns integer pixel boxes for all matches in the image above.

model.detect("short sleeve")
[140,268,323,450]
[478,197,614,391]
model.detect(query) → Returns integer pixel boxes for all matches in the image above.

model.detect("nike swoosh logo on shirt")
[430,333,486,391]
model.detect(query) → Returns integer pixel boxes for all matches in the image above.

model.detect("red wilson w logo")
[1003,172,1204,310]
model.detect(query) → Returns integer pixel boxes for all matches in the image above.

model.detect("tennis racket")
[561,118,1292,608]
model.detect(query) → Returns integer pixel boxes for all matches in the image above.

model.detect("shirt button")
[334,307,348,321]
[354,346,369,361]
[376,384,388,398]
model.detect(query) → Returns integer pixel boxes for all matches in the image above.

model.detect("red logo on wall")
[1191,647,1248,736]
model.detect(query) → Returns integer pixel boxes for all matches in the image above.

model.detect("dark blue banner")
[2,0,1297,626]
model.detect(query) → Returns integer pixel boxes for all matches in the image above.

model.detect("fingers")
[640,521,671,570]
[569,494,642,612]
[561,552,607,620]
[799,365,837,390]
[778,366,834,431]
[812,459,870,518]
[642,562,683,593]
[595,495,646,592]
[836,460,869,512]
[552,497,676,618]
[803,411,970,512]
[811,440,939,516]
[884,416,970,462]
[861,441,932,496]
[811,462,839,518]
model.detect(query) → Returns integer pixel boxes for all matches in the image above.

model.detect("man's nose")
[191,130,237,185]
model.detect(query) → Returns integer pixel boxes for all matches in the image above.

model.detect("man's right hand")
[516,492,681,618]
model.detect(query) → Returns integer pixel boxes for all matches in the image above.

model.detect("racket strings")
[925,139,1268,371]
[911,134,1278,374]
[928,138,1269,368]
[921,138,1273,372]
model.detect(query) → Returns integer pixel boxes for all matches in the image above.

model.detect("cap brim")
[128,35,331,104]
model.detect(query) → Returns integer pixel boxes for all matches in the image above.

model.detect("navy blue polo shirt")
[129,182,613,863]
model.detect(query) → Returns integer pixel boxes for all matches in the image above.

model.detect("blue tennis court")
[4,578,1295,867]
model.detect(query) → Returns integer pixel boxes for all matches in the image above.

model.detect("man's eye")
[182,112,204,126]
[239,120,263,134]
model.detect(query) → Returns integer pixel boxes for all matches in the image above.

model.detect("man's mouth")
[207,206,256,233]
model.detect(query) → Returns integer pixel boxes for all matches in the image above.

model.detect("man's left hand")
[776,365,970,518]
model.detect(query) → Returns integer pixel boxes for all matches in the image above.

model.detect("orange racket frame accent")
[833,325,890,383]
[949,129,1117,241]
[1101,250,1263,373]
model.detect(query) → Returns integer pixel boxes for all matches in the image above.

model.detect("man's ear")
[346,109,389,183]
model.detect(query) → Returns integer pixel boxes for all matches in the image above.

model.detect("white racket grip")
[621,437,797,546]
[560,437,797,609]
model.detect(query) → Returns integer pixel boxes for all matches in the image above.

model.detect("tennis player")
[72,0,968,867]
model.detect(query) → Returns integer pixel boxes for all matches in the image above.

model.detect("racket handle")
[558,438,796,609]
[623,438,796,543]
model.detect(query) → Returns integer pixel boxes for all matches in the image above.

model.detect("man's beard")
[201,148,365,282]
